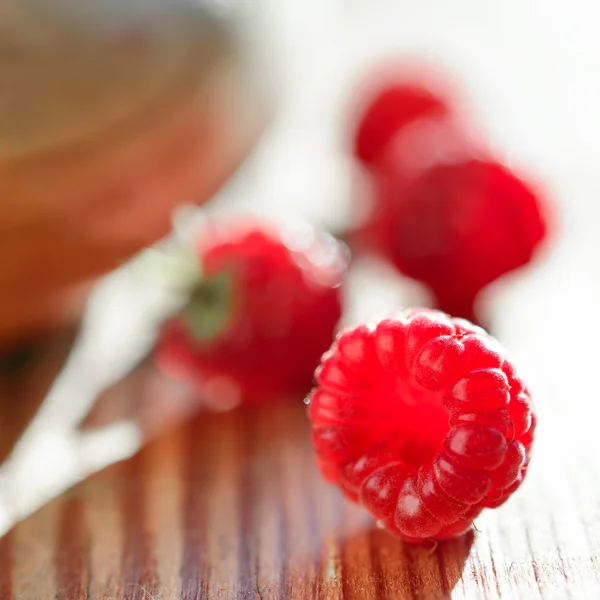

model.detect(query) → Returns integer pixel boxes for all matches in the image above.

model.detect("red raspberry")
[155,220,347,408]
[361,159,550,323]
[352,75,451,167]
[307,309,535,543]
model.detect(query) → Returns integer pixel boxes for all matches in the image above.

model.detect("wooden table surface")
[0,334,598,600]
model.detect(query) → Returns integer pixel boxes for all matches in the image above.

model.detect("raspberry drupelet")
[307,308,535,543]
[156,220,348,408]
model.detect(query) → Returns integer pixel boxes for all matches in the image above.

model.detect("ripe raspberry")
[307,309,535,543]
[361,159,550,323]
[352,77,450,167]
[155,220,347,408]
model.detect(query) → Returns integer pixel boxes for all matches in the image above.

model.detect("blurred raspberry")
[347,65,551,324]
[155,220,348,408]
[353,80,450,167]
[363,159,550,323]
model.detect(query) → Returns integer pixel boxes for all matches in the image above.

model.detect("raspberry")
[307,309,535,543]
[362,159,550,324]
[155,220,347,408]
[352,77,450,167]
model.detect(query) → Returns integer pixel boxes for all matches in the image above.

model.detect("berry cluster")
[348,67,551,324]
[154,63,544,544]
[307,309,534,542]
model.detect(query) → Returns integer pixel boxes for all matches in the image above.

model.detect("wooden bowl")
[0,0,271,343]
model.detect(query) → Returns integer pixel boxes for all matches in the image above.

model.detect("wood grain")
[0,357,598,599]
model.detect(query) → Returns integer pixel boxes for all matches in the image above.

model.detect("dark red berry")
[155,220,347,408]
[307,309,535,543]
[362,159,550,323]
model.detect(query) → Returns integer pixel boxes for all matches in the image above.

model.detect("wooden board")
[1,355,599,600]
